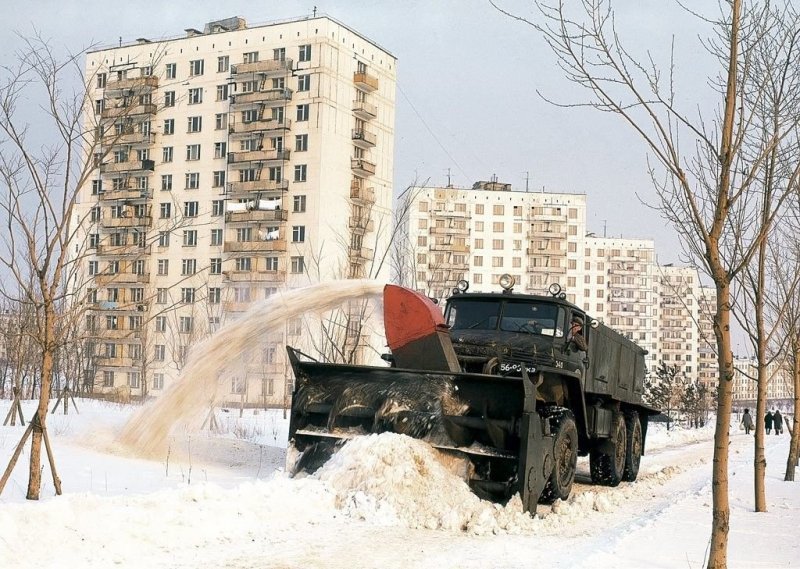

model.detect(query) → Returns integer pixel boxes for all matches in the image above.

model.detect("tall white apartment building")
[402,181,587,302]
[697,285,718,389]
[73,16,396,403]
[655,265,701,381]
[584,238,658,366]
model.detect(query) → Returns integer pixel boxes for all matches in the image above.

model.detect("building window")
[211,229,223,246]
[208,287,221,304]
[299,44,311,62]
[179,316,194,334]
[293,195,306,212]
[215,113,228,130]
[297,74,310,92]
[162,146,173,163]
[235,257,252,271]
[164,91,175,107]
[185,173,200,189]
[211,200,224,216]
[189,59,204,76]
[295,134,308,152]
[217,55,229,73]
[296,104,309,122]
[165,63,177,79]
[181,259,197,275]
[161,174,172,191]
[103,371,115,388]
[96,73,107,88]
[294,164,307,182]
[159,203,171,218]
[210,258,222,274]
[290,256,305,273]
[186,144,201,161]
[212,171,225,188]
[181,288,195,304]
[91,179,103,195]
[214,142,227,158]
[292,226,306,243]
[287,318,302,335]
[163,119,174,135]
[273,47,286,61]
[265,256,279,271]
[216,84,229,101]
[157,259,169,275]
[88,261,98,275]
[187,116,202,133]
[157,232,170,247]
[183,230,197,247]
[154,344,166,360]
[153,373,164,390]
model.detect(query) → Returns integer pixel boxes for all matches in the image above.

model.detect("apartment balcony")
[231,58,294,76]
[100,159,155,174]
[351,158,376,177]
[100,215,152,229]
[93,272,150,285]
[227,179,289,194]
[430,242,470,253]
[231,88,293,106]
[99,188,152,202]
[95,355,140,369]
[229,118,292,135]
[223,300,253,313]
[228,149,291,164]
[97,328,143,340]
[102,131,154,147]
[94,244,151,257]
[349,216,374,233]
[527,230,562,239]
[351,129,377,149]
[352,100,377,120]
[223,239,287,253]
[349,246,374,262]
[429,226,469,236]
[354,72,379,92]
[350,184,375,204]
[223,270,287,283]
[525,261,567,274]
[91,300,148,313]
[104,75,159,94]
[100,103,157,119]
[225,209,288,223]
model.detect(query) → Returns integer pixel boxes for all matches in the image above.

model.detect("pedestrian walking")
[765,410,774,434]
[741,408,754,435]
[773,409,783,435]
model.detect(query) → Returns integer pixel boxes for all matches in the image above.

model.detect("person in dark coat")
[567,316,588,352]
[741,408,754,434]
[765,410,774,434]
[773,409,783,435]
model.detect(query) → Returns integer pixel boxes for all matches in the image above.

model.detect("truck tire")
[622,412,642,482]
[590,412,627,487]
[540,410,578,504]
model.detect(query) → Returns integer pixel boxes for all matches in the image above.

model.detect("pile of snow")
[311,432,539,534]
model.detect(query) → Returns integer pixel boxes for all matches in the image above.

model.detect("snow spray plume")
[118,279,385,457]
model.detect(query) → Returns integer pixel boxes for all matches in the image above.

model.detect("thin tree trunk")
[754,364,768,510]
[786,350,800,481]
[27,303,55,500]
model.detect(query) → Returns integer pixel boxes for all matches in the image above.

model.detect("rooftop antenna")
[119,37,122,47]
[445,167,452,188]
[524,171,530,192]
[602,219,608,237]
[313,6,317,17]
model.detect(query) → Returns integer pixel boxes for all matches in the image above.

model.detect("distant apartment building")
[72,16,396,402]
[403,181,586,303]
[697,286,718,389]
[731,357,794,407]
[584,237,658,368]
[654,265,701,381]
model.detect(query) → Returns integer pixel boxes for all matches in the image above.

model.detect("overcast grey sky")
[1,0,719,264]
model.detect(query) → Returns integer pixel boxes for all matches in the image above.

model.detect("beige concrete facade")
[72,16,396,403]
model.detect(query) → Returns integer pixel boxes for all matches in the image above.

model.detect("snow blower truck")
[286,276,659,512]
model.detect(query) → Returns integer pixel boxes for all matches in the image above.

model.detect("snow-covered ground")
[0,399,798,568]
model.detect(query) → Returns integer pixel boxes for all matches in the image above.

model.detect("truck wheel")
[590,412,627,487]
[540,411,578,504]
[622,412,642,482]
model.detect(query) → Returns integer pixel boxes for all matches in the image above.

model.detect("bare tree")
[491,1,800,565]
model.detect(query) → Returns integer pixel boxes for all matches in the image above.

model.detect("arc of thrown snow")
[118,279,386,457]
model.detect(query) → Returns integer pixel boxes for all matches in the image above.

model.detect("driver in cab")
[567,316,588,352]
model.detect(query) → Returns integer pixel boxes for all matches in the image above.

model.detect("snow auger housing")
[287,279,659,512]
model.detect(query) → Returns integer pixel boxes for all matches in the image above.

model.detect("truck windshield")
[446,299,565,337]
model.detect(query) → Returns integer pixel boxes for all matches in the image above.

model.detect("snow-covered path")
[0,401,797,568]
